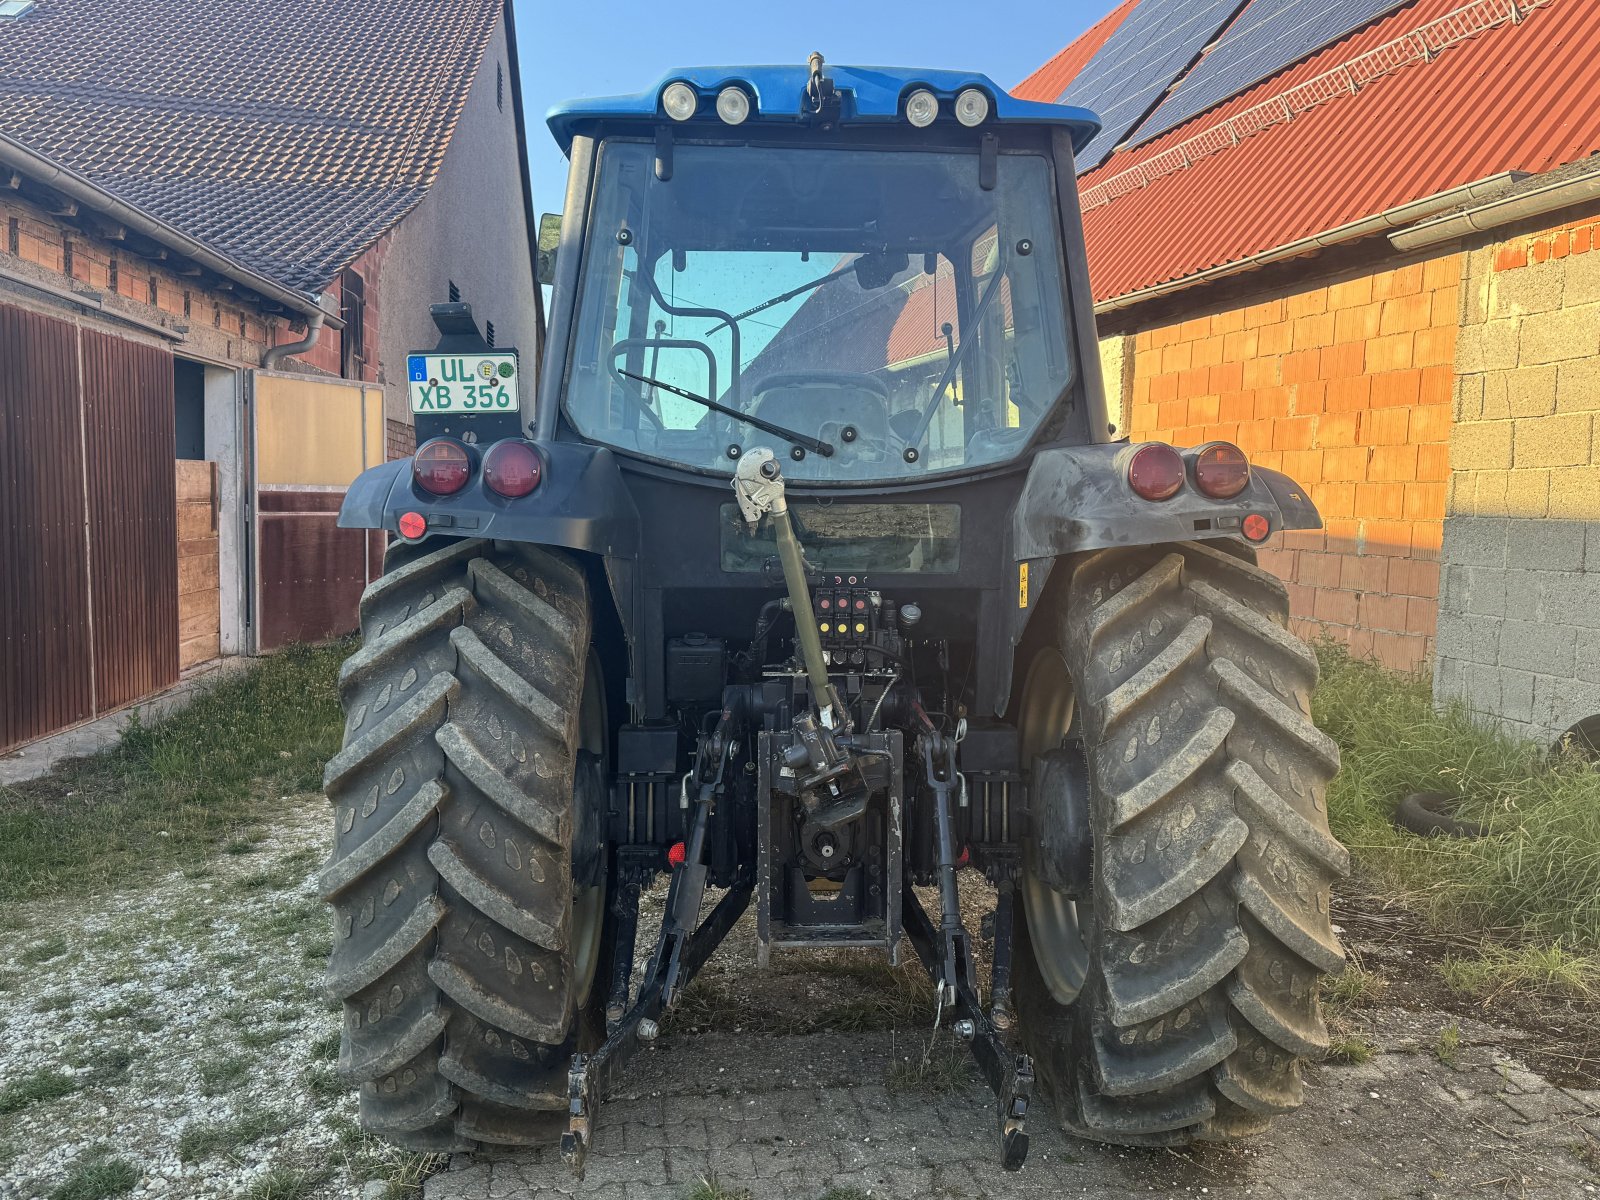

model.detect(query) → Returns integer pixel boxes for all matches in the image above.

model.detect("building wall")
[373,12,540,432]
[1117,253,1460,672]
[1434,213,1600,744]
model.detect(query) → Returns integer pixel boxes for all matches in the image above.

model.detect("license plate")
[407,353,519,414]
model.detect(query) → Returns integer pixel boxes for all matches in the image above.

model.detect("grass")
[0,1068,77,1114]
[195,1053,251,1096]
[240,1162,331,1200]
[0,640,348,903]
[48,1148,139,1200]
[177,1108,294,1162]
[309,1029,342,1061]
[20,935,69,965]
[1324,1034,1377,1065]
[685,1179,752,1200]
[1435,1023,1462,1067]
[885,1042,973,1094]
[1315,642,1600,982]
[1437,943,1599,1002]
[1320,964,1388,1013]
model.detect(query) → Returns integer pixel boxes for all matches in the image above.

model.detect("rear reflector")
[413,439,471,496]
[667,841,687,868]
[1128,443,1185,501]
[1242,514,1271,542]
[398,511,427,540]
[1194,442,1251,499]
[483,439,542,498]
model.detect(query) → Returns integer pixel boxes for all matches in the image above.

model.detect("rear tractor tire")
[320,537,609,1151]
[1014,541,1349,1145]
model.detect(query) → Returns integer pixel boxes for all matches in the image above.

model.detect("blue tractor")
[321,56,1348,1170]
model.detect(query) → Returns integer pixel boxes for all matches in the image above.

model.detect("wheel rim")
[1018,647,1090,1006]
[572,652,607,1010]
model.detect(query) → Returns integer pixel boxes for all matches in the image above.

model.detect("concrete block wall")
[1434,216,1600,745]
[1118,253,1460,673]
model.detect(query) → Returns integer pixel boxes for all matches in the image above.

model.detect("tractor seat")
[750,372,891,452]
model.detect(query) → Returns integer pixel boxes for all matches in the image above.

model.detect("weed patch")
[1316,644,1600,965]
[177,1108,293,1162]
[48,1148,138,1200]
[0,641,348,903]
[0,1068,77,1114]
[195,1054,251,1096]
[1435,1023,1462,1067]
[20,935,69,965]
[240,1161,331,1200]
[1437,944,1598,1002]
[1324,1035,1376,1065]
[685,1178,752,1200]
[885,1042,972,1094]
[309,1030,342,1061]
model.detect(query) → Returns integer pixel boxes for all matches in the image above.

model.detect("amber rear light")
[483,439,543,498]
[413,439,471,496]
[1194,442,1251,499]
[1128,443,1185,501]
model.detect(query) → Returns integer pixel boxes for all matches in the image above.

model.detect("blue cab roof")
[545,64,1101,155]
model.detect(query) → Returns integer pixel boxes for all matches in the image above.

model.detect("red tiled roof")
[0,0,504,295]
[1023,0,1600,303]
[1013,0,1139,103]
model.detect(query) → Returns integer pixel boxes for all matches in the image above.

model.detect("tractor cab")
[537,59,1108,481]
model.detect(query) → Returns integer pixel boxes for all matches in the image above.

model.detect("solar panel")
[1058,0,1250,169]
[1136,0,1412,141]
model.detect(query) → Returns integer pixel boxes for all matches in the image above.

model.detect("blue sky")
[510,0,1106,217]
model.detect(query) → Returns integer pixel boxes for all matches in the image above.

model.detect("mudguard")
[338,440,640,559]
[985,442,1321,715]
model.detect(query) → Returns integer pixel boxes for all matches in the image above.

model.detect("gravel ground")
[0,794,425,1200]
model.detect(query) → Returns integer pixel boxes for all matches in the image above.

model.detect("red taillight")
[397,511,427,540]
[1128,443,1185,501]
[1194,442,1251,499]
[483,440,542,498]
[667,841,687,868]
[413,439,471,496]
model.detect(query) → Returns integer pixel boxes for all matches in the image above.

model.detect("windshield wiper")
[703,262,857,335]
[616,369,834,457]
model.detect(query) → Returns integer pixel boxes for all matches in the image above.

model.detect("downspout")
[260,312,325,370]
[1390,160,1600,250]
[1094,170,1526,315]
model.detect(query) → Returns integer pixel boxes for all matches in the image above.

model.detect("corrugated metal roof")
[1013,0,1140,103]
[1029,0,1600,303]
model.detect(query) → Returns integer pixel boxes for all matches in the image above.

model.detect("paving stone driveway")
[428,1011,1599,1200]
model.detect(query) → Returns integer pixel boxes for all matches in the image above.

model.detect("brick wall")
[274,238,386,381]
[386,417,417,461]
[1117,254,1460,672]
[2,191,272,353]
[1434,216,1600,744]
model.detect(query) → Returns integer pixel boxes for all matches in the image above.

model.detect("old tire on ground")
[1014,541,1349,1144]
[1394,791,1486,839]
[320,537,610,1151]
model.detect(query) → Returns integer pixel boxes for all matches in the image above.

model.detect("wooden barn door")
[251,372,384,652]
[0,302,177,751]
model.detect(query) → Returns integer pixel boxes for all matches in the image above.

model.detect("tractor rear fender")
[987,442,1321,714]
[338,441,643,698]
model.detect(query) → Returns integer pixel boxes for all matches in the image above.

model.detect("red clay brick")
[1234,420,1274,454]
[1370,369,1423,409]
[1428,287,1461,329]
[1362,406,1411,446]
[1355,482,1406,520]
[1223,328,1260,360]
[1379,292,1434,335]
[1532,240,1551,264]
[1323,517,1360,553]
[1416,443,1450,482]
[1323,446,1370,482]
[1161,341,1193,373]
[1282,349,1322,385]
[1187,395,1220,425]
[1280,529,1325,554]
[1405,597,1439,636]
[1292,312,1336,350]
[1577,226,1594,255]
[1284,583,1316,620]
[1419,365,1454,406]
[1257,321,1293,356]
[1404,481,1446,521]
[1364,332,1415,373]
[1369,444,1419,482]
[1327,376,1372,412]
[1179,316,1211,343]
[1254,385,1293,419]
[1316,412,1360,447]
[1333,302,1381,343]
[1280,449,1323,484]
[1297,551,1343,589]
[1320,342,1365,379]
[1412,325,1455,367]
[1372,631,1428,674]
[1313,481,1356,518]
[1219,391,1255,422]
[1359,592,1410,632]
[1411,520,1444,554]
[1157,398,1187,427]
[1242,356,1282,389]
[1408,404,1451,444]
[1209,360,1244,393]
[1177,366,1211,399]
[1372,262,1425,300]
[1338,552,1390,594]
[1272,415,1316,450]
[1286,287,1328,318]
[1314,588,1360,626]
[1362,520,1414,557]
[1191,335,1224,369]
[1388,558,1441,598]
[1211,307,1245,335]
[1328,276,1374,309]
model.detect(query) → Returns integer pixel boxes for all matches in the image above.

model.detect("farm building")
[0,0,542,753]
[1016,0,1600,750]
